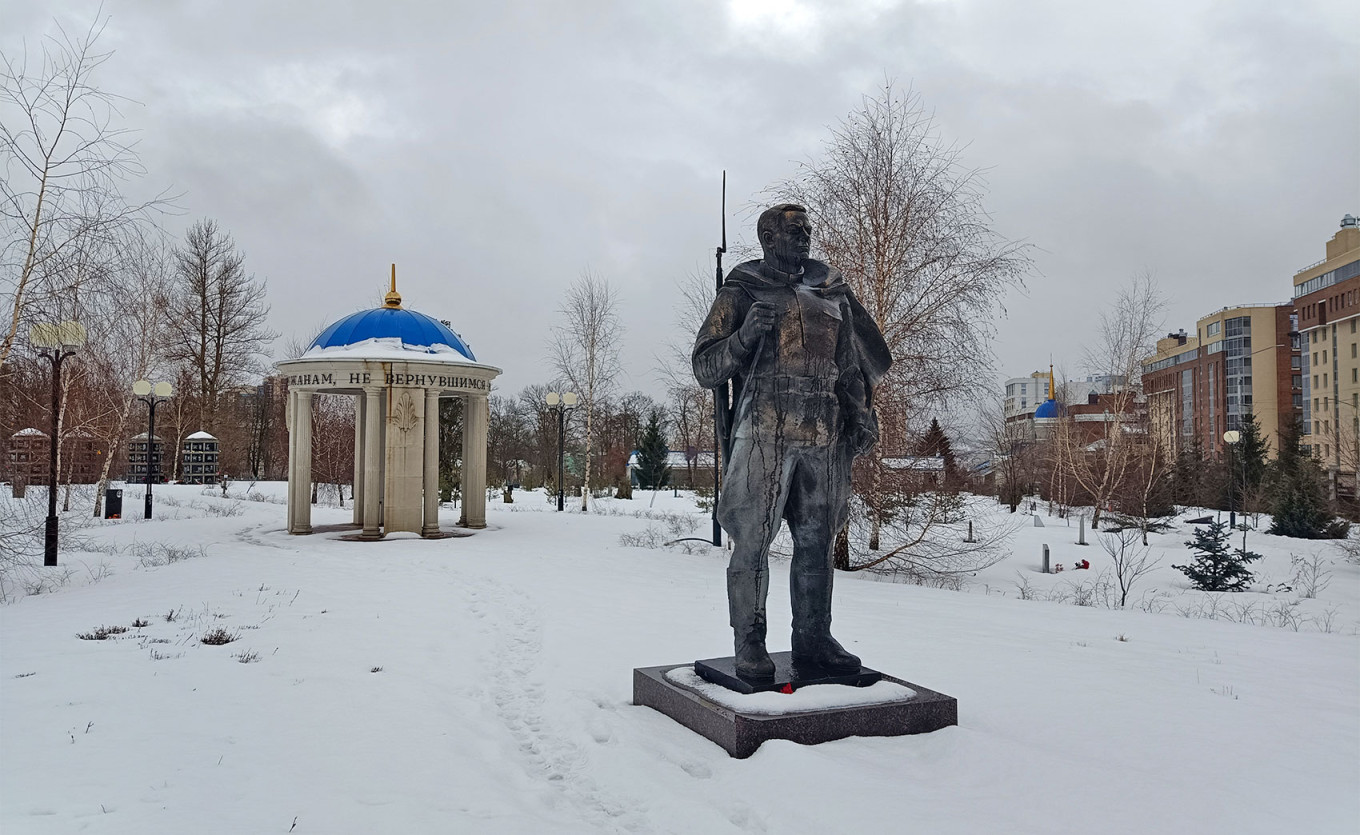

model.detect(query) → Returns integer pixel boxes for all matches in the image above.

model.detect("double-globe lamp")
[133,380,174,519]
[545,391,578,512]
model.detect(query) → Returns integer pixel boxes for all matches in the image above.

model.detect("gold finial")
[1048,363,1055,398]
[384,263,402,308]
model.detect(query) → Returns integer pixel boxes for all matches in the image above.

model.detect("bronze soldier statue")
[693,203,892,680]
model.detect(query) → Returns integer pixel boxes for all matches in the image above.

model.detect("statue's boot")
[734,620,775,680]
[729,567,774,679]
[790,570,861,673]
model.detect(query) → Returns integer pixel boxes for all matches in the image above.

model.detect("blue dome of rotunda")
[309,307,475,360]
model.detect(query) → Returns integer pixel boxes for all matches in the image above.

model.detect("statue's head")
[757,203,812,270]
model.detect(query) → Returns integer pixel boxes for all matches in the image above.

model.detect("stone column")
[286,389,298,533]
[383,388,425,534]
[293,390,314,535]
[421,390,441,537]
[352,391,365,526]
[460,394,488,529]
[361,385,384,538]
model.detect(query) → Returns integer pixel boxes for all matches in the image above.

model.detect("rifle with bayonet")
[712,171,729,547]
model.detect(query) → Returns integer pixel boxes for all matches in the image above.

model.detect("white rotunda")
[275,268,501,538]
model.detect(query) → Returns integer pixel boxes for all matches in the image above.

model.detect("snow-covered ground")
[2,483,1357,834]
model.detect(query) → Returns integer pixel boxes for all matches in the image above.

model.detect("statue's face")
[765,211,812,266]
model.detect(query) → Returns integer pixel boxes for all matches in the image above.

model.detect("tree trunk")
[582,401,593,511]
[833,526,851,570]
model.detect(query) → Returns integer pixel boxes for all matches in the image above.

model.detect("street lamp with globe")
[133,380,174,519]
[30,321,85,566]
[1223,429,1241,532]
[545,391,578,512]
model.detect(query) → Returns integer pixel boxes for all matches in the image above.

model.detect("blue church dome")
[309,307,474,360]
[1034,398,1062,419]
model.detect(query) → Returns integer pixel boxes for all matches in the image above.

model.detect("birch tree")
[1071,273,1166,530]
[770,80,1030,449]
[548,270,622,511]
[1,16,168,369]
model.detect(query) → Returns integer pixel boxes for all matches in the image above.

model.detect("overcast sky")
[5,0,1358,401]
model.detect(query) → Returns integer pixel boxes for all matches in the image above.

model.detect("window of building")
[1352,343,1356,359]
[1293,375,1302,388]
[1206,321,1221,337]
[1324,397,1329,411]
[1352,320,1357,334]
[1325,373,1329,386]
[1292,355,1302,368]
[1323,350,1328,363]
[1313,352,1319,365]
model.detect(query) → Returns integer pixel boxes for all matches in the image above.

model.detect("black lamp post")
[133,379,174,519]
[545,391,578,512]
[31,321,86,567]
[1223,429,1240,531]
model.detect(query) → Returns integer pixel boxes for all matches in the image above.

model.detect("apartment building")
[1003,372,1051,418]
[1294,214,1360,494]
[1142,303,1300,460]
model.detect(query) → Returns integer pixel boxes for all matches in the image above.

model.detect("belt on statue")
[766,375,836,394]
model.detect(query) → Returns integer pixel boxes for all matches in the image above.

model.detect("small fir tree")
[634,411,671,490]
[917,418,959,485]
[1173,520,1262,591]
[1236,411,1270,493]
[1268,421,1333,538]
[1172,437,1206,509]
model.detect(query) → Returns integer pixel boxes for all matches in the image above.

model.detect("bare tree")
[770,80,1030,451]
[77,231,173,515]
[1066,273,1166,530]
[982,400,1035,513]
[830,492,1020,583]
[160,219,276,437]
[658,267,718,490]
[1100,527,1162,608]
[0,16,169,368]
[548,270,622,511]
[311,394,355,505]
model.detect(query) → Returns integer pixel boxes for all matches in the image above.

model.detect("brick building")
[1294,213,1360,496]
[1142,303,1300,460]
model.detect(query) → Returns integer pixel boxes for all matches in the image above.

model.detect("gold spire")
[384,263,402,308]
[1048,363,1055,399]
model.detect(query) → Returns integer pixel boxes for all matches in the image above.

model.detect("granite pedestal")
[633,656,957,759]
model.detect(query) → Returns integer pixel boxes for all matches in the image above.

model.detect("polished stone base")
[695,651,882,694]
[633,662,958,759]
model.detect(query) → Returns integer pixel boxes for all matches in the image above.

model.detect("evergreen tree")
[1236,411,1270,492]
[634,411,671,490]
[1267,421,1333,538]
[1172,437,1206,508]
[917,418,959,484]
[1173,521,1261,591]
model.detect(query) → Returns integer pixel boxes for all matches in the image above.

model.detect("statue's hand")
[844,418,879,456]
[737,301,778,348]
